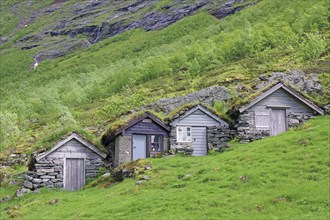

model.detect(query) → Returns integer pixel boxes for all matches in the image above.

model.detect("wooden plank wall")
[64,158,85,191]
[176,109,221,127]
[249,88,313,113]
[126,120,168,136]
[47,139,100,159]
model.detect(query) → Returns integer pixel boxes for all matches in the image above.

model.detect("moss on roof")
[100,110,165,145]
[33,127,108,155]
[230,80,324,113]
[164,102,231,123]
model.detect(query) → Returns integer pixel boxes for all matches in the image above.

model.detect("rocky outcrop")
[0,153,28,167]
[140,86,230,114]
[211,0,258,19]
[7,0,259,65]
[256,70,323,94]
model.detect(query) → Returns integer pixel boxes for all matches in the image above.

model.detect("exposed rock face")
[256,70,323,94]
[140,86,230,114]
[210,0,258,19]
[6,0,257,65]
[0,153,28,167]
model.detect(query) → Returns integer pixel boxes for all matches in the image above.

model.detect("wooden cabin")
[170,105,229,156]
[236,82,324,142]
[108,113,170,167]
[26,132,107,191]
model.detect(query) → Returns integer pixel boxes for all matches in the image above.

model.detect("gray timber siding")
[176,109,221,127]
[248,89,313,113]
[47,139,101,159]
[25,135,105,191]
[191,127,207,156]
[171,107,228,156]
[236,88,319,143]
[64,158,85,191]
[125,120,168,136]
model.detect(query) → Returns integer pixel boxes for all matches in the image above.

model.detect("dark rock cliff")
[3,0,259,66]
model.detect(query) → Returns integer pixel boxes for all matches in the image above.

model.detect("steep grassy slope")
[1,0,329,155]
[1,116,329,219]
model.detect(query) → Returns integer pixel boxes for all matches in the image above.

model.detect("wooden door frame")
[191,126,207,155]
[131,134,164,160]
[269,107,289,136]
[63,157,86,190]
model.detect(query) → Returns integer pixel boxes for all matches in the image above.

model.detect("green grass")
[1,116,329,219]
[0,0,329,154]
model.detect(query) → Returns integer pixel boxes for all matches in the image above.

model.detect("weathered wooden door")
[64,158,85,191]
[271,109,287,136]
[132,135,147,160]
[192,127,207,156]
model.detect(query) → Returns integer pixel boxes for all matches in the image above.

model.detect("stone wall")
[169,128,193,155]
[235,111,270,143]
[22,157,104,192]
[116,135,132,165]
[207,126,235,152]
[288,112,314,126]
[235,111,315,143]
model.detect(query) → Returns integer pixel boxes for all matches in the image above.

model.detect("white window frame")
[176,126,192,142]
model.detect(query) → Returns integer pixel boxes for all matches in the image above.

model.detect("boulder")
[23,180,33,189]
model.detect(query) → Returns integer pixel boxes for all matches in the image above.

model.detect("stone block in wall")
[40,175,55,179]
[36,168,54,173]
[118,135,132,165]
[33,184,41,189]
[51,179,61,183]
[54,182,63,188]
[35,163,55,167]
[24,174,33,181]
[23,180,33,189]
[32,178,42,184]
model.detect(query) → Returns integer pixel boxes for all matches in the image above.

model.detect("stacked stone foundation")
[23,157,104,191]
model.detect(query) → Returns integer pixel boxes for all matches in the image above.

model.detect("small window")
[150,135,162,152]
[177,127,192,142]
[142,119,152,123]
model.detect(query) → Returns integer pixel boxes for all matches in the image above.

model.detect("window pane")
[150,135,162,151]
[177,127,192,142]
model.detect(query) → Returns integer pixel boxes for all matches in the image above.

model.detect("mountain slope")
[0,1,329,157]
[1,116,329,219]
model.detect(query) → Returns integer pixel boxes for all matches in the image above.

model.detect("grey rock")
[54,182,63,188]
[23,180,33,189]
[0,195,11,203]
[256,70,322,94]
[102,173,111,178]
[136,180,146,186]
[141,175,150,180]
[36,168,54,173]
[40,175,55,179]
[32,178,43,184]
[16,188,31,197]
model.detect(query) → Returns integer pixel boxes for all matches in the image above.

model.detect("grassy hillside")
[0,0,329,154]
[1,116,329,219]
